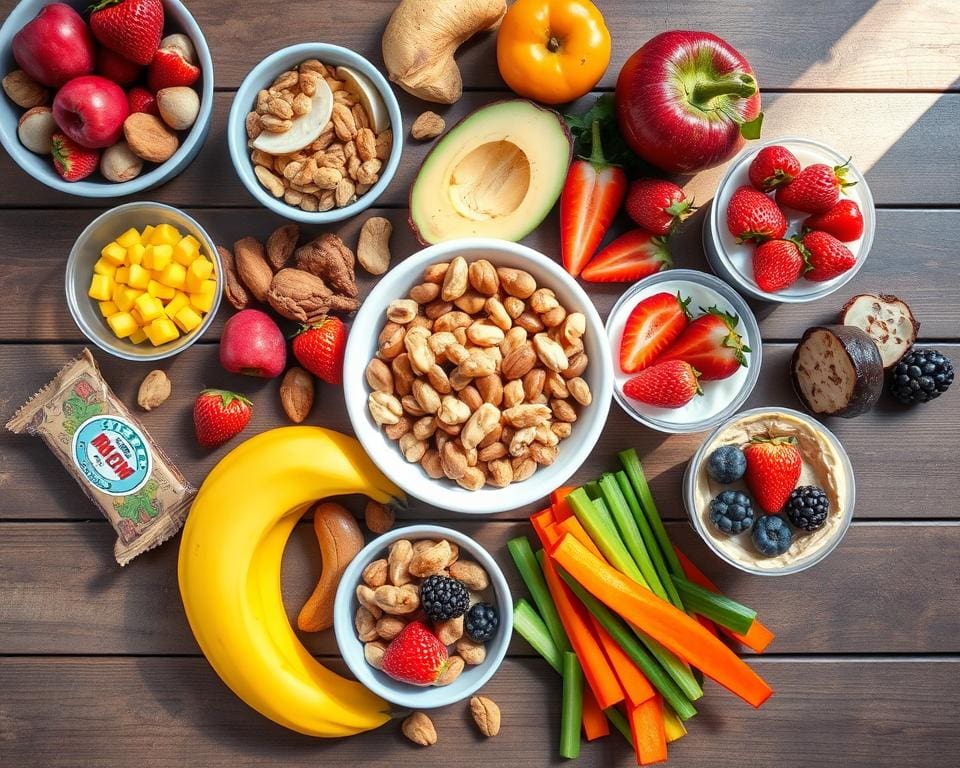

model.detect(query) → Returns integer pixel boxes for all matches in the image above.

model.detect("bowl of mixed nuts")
[227,43,402,223]
[333,524,512,709]
[343,238,613,515]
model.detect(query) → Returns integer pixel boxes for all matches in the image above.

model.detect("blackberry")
[889,348,954,405]
[706,446,747,484]
[465,602,499,643]
[420,575,469,622]
[785,486,830,531]
[709,490,754,534]
[751,515,792,557]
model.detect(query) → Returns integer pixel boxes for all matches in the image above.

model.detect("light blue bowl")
[227,43,403,223]
[0,0,214,197]
[333,525,512,710]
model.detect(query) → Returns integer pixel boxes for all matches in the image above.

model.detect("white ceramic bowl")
[333,524,512,709]
[606,269,762,434]
[343,238,613,515]
[227,43,402,223]
[703,136,875,303]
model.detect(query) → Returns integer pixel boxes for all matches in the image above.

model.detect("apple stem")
[691,73,757,105]
[588,119,608,167]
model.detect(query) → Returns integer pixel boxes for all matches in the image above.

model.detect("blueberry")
[709,490,754,535]
[751,515,793,557]
[706,446,747,484]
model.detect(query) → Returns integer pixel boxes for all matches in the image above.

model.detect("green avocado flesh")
[409,100,572,244]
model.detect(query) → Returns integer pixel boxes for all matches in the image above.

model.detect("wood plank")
[2,520,958,656]
[1,656,957,767]
[1,91,958,209]
[2,343,958,523]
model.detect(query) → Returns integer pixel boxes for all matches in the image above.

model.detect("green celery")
[583,480,602,499]
[671,575,757,635]
[507,536,571,655]
[561,652,583,759]
[605,707,633,745]
[567,488,646,585]
[514,599,563,672]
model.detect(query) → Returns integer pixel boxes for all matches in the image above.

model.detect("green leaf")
[739,112,764,140]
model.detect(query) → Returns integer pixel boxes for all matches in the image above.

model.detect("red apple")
[12,3,95,88]
[53,75,130,149]
[220,309,287,378]
[615,31,763,174]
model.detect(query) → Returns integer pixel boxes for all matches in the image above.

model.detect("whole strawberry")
[622,360,702,409]
[776,161,856,214]
[752,238,807,293]
[292,317,347,385]
[51,133,99,182]
[380,621,449,686]
[147,46,201,92]
[726,185,788,244]
[624,179,693,236]
[803,199,864,242]
[193,389,252,448]
[801,230,856,281]
[744,437,802,513]
[127,86,158,115]
[748,145,800,192]
[90,0,164,66]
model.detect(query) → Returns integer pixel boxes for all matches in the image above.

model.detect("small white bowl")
[333,524,512,709]
[343,238,613,515]
[606,269,762,434]
[703,136,875,303]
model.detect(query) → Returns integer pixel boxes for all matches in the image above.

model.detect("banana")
[178,427,404,737]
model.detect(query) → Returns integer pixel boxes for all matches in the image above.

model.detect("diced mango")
[115,266,130,285]
[127,263,151,290]
[189,279,217,313]
[185,257,214,292]
[116,228,141,248]
[100,241,127,266]
[98,301,118,318]
[88,274,114,301]
[134,293,165,323]
[174,305,203,333]
[143,243,173,271]
[115,287,143,312]
[126,242,145,266]
[173,235,201,266]
[93,256,117,277]
[149,224,181,247]
[130,308,145,326]
[164,292,190,318]
[145,318,180,346]
[129,327,148,345]
[147,279,175,300]
[140,225,155,243]
[155,262,186,290]
[107,311,138,339]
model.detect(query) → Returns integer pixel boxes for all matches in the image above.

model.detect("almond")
[279,366,314,423]
[123,113,179,163]
[137,370,171,411]
[233,237,273,302]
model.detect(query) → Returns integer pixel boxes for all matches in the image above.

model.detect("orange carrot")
[628,695,667,765]
[551,534,774,708]
[530,507,556,544]
[581,688,610,740]
[590,614,655,706]
[552,486,577,521]
[557,516,605,559]
[540,523,562,548]
[674,547,775,653]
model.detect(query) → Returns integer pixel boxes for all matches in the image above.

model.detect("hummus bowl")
[683,407,855,575]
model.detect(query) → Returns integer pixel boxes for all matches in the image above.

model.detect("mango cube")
[115,287,143,312]
[93,256,117,277]
[100,241,127,266]
[164,292,190,318]
[185,257,214,292]
[115,266,130,285]
[129,328,148,345]
[116,228,141,248]
[88,274,114,301]
[140,225,155,243]
[149,224,181,247]
[189,279,217,313]
[174,305,203,333]
[134,293,165,323]
[107,312,138,339]
[127,263,151,290]
[147,279,175,300]
[130,308,145,326]
[143,244,173,271]
[98,301,118,318]
[145,318,180,346]
[173,235,201,266]
[155,262,186,290]
[126,242,145,266]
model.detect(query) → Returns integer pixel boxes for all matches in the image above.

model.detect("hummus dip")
[693,411,850,571]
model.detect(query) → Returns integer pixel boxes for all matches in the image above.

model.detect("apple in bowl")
[52,74,130,148]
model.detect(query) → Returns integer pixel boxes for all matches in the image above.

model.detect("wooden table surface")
[2,1,959,766]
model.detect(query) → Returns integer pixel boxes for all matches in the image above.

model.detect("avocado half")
[409,100,573,244]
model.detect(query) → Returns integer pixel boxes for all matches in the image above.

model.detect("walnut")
[294,234,357,297]
[266,268,332,323]
[265,223,299,271]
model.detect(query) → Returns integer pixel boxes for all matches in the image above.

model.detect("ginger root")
[382,0,506,104]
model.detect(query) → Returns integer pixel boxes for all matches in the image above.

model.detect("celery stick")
[508,536,571,654]
[619,448,684,578]
[663,704,688,743]
[605,707,633,745]
[561,652,583,759]
[671,575,757,635]
[567,488,646,585]
[583,480,602,500]
[514,598,563,673]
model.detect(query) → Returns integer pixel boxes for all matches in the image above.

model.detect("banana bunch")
[178,427,404,737]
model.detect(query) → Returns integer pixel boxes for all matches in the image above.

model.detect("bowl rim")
[0,0,215,198]
[227,42,403,223]
[64,200,222,361]
[342,237,614,514]
[333,523,513,709]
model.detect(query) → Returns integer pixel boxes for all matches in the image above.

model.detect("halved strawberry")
[147,47,200,92]
[656,307,750,380]
[580,229,672,283]
[127,86,158,115]
[619,292,691,374]
[623,360,702,408]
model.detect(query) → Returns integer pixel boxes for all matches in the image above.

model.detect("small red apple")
[53,75,130,149]
[12,3,95,88]
[220,309,287,378]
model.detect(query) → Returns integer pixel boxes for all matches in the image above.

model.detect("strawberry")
[51,133,99,182]
[580,229,672,283]
[127,86,158,115]
[95,46,143,86]
[743,437,802,513]
[752,238,807,293]
[147,47,201,92]
[623,360,702,409]
[726,185,787,244]
[748,145,800,192]
[801,230,857,282]
[656,307,750,380]
[193,389,252,448]
[803,199,864,242]
[776,161,856,214]
[380,621,449,686]
[89,0,164,66]
[292,317,347,385]
[624,178,694,236]
[619,292,691,374]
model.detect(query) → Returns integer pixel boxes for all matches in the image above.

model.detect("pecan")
[295,234,357,297]
[217,245,253,310]
[234,237,273,302]
[267,268,333,323]
[266,223,299,271]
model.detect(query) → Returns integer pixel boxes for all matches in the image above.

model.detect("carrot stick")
[581,688,610,740]
[551,534,774,708]
[557,516,605,560]
[674,547,775,653]
[541,522,562,548]
[530,507,556,543]
[590,614,655,706]
[628,695,668,765]
[552,486,577,521]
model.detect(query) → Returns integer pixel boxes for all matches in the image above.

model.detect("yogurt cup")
[682,407,856,576]
[606,269,762,434]
[703,137,875,303]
